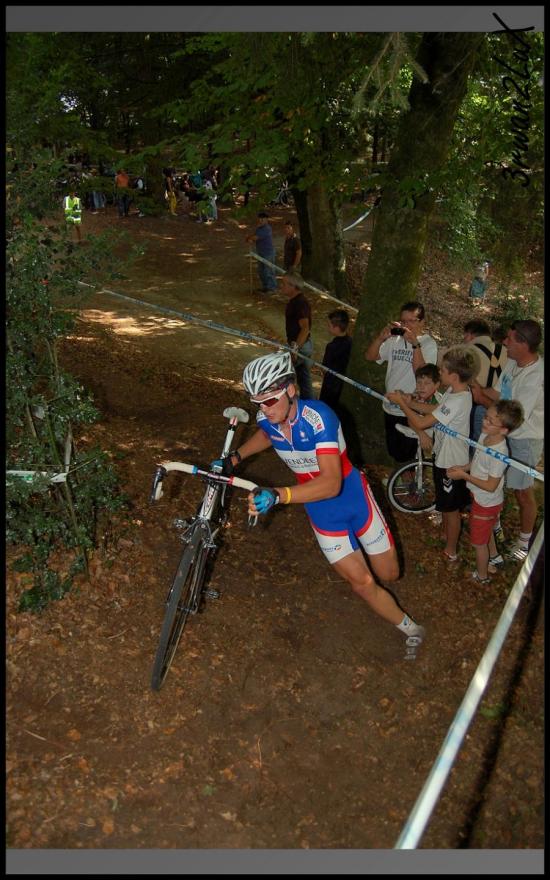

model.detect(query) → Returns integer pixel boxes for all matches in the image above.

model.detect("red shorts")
[469,499,503,546]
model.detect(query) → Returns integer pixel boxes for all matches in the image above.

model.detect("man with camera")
[365,301,438,462]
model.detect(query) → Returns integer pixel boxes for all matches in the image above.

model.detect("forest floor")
[6,199,544,855]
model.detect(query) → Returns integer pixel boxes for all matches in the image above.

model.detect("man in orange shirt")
[115,169,132,218]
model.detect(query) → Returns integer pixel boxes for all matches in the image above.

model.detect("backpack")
[474,342,503,388]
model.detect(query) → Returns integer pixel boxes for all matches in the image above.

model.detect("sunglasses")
[250,385,289,408]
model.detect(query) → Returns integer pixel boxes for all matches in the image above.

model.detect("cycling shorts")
[306,469,394,565]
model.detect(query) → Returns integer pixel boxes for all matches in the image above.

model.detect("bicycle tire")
[387,460,436,514]
[151,530,210,691]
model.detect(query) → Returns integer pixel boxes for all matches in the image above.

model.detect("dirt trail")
[6,201,544,853]
[73,203,357,389]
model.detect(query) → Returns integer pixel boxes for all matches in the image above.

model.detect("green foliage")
[434,30,544,273]
[6,143,130,612]
[492,286,544,338]
[438,189,500,270]
[133,195,163,217]
[74,175,115,198]
[352,33,425,113]
[169,32,398,203]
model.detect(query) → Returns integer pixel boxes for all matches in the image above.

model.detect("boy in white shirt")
[447,400,524,583]
[387,347,477,563]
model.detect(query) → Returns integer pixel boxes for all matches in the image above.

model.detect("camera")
[391,325,405,336]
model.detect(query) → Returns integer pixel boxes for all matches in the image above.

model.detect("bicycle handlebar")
[153,461,258,495]
[150,462,259,526]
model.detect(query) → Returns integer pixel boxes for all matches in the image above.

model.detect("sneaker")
[471,570,491,584]
[404,625,425,660]
[487,554,504,574]
[493,523,505,541]
[428,510,442,525]
[507,542,529,562]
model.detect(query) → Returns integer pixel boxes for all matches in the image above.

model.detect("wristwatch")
[411,343,420,349]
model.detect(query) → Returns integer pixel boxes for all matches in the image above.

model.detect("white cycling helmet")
[242,351,296,396]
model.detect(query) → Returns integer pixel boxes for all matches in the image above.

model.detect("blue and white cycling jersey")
[258,399,393,563]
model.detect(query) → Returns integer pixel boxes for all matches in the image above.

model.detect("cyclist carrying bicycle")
[214,351,425,656]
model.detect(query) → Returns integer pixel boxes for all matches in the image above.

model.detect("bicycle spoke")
[387,461,436,514]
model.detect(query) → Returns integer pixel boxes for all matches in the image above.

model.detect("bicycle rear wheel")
[387,460,436,514]
[151,530,210,691]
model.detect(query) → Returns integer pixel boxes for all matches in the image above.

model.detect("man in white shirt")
[365,301,438,462]
[472,319,544,561]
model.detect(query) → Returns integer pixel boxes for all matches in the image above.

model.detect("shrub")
[6,151,130,611]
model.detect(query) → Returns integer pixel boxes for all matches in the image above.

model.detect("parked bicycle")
[149,407,258,691]
[268,180,293,208]
[386,424,436,515]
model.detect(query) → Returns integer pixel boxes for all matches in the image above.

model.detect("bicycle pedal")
[173,517,191,530]
[204,588,220,600]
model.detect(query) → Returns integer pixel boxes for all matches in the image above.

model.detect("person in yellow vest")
[63,189,82,243]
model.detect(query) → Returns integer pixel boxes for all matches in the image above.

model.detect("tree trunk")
[299,181,347,296]
[342,32,484,465]
[372,115,380,165]
[291,185,312,267]
[144,154,167,210]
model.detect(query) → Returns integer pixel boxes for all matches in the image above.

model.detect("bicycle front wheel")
[151,531,210,691]
[387,460,436,514]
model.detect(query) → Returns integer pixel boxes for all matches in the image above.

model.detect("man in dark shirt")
[283,222,302,272]
[246,212,277,293]
[320,309,352,412]
[282,272,314,399]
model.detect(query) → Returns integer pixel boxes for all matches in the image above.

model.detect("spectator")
[204,176,218,222]
[245,212,277,294]
[186,175,204,217]
[387,346,477,564]
[189,170,203,189]
[115,169,132,218]
[319,309,352,413]
[132,175,145,217]
[469,260,490,302]
[163,168,177,216]
[176,174,191,214]
[283,221,302,272]
[365,301,438,462]
[400,363,443,455]
[471,319,544,561]
[63,188,82,244]
[447,400,524,583]
[463,318,507,443]
[282,272,314,400]
[90,185,107,214]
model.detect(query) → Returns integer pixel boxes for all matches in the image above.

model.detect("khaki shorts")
[506,438,544,490]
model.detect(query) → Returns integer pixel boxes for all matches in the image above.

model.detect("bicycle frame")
[149,407,259,690]
[151,406,257,511]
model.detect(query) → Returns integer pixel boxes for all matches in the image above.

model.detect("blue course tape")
[343,205,373,232]
[247,252,358,314]
[77,281,543,482]
[433,422,543,481]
